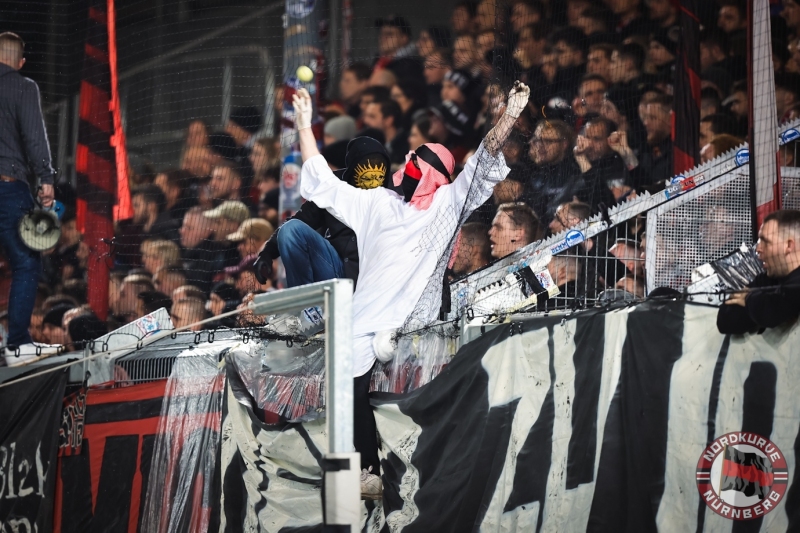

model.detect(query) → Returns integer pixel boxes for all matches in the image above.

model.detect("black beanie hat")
[342,137,390,187]
[68,314,108,347]
[321,139,349,170]
[229,106,263,134]
[43,304,74,329]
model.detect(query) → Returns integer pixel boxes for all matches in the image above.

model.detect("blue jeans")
[277,219,343,288]
[0,180,40,346]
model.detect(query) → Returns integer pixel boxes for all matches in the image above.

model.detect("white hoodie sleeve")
[447,142,510,213]
[299,153,379,235]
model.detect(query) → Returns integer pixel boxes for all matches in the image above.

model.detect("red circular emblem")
[696,432,788,520]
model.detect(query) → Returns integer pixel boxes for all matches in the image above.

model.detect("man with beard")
[287,81,528,498]
[573,117,630,205]
[519,118,584,222]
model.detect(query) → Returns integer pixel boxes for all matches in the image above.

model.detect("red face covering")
[392,143,455,210]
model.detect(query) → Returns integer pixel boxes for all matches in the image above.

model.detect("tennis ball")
[296,65,314,83]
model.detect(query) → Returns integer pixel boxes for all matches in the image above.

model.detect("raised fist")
[292,88,313,130]
[505,81,531,119]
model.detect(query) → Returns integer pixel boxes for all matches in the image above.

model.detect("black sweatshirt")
[716,267,800,334]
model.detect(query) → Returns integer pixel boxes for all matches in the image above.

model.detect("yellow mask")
[353,161,387,189]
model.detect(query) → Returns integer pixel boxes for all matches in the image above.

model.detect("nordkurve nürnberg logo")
[696,432,789,520]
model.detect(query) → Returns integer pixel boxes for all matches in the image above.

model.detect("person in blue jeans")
[253,136,392,288]
[0,32,60,360]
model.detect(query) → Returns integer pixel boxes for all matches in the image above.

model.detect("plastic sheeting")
[372,329,458,394]
[227,339,327,422]
[711,242,765,290]
[140,342,231,533]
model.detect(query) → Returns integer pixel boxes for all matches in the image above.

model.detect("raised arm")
[483,81,530,157]
[293,89,320,162]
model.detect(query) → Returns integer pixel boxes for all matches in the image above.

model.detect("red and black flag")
[672,0,701,175]
[75,0,130,320]
[719,445,773,499]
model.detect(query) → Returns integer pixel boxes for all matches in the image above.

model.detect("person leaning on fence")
[0,32,62,360]
[717,210,800,335]
[289,81,527,498]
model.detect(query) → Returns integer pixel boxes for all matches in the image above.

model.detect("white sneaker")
[3,343,62,367]
[360,467,383,500]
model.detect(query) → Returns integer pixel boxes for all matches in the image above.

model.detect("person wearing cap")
[374,15,416,72]
[427,101,473,165]
[323,115,357,146]
[253,137,391,289]
[225,106,262,153]
[42,303,73,346]
[227,218,274,261]
[288,82,528,497]
[204,200,251,268]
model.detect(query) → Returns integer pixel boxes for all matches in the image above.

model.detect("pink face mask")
[392,143,455,210]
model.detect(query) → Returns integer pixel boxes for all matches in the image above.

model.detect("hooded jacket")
[261,137,391,286]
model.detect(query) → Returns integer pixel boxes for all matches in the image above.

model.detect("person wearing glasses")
[520,118,583,222]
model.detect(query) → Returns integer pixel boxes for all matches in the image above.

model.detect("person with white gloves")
[292,81,530,498]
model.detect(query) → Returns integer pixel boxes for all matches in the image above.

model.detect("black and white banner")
[0,369,67,533]
[220,301,800,532]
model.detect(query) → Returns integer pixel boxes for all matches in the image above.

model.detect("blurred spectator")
[717,0,747,58]
[208,163,252,208]
[363,100,409,165]
[154,168,197,223]
[408,115,433,151]
[574,117,628,202]
[510,0,544,33]
[452,35,482,74]
[359,86,391,121]
[179,207,229,292]
[61,279,87,305]
[136,290,172,318]
[67,313,107,350]
[259,189,280,228]
[375,15,416,71]
[647,0,678,28]
[699,113,740,150]
[700,28,730,73]
[775,74,800,122]
[172,285,206,304]
[141,240,181,276]
[474,0,497,33]
[551,26,587,77]
[339,63,372,118]
[609,238,644,277]
[566,0,593,26]
[573,74,608,124]
[546,254,587,310]
[615,273,645,297]
[451,222,492,277]
[575,6,615,38]
[725,80,748,119]
[228,218,274,260]
[42,304,72,345]
[249,137,281,182]
[204,201,251,244]
[609,42,647,90]
[549,200,591,235]
[607,0,656,40]
[226,256,270,294]
[391,79,428,131]
[170,298,207,332]
[111,274,154,324]
[441,70,480,119]
[586,43,615,81]
[451,1,477,35]
[637,93,673,186]
[700,133,744,163]
[489,203,541,259]
[225,106,262,153]
[29,309,45,343]
[207,282,241,318]
[648,27,678,78]
[428,102,472,163]
[417,26,452,58]
[783,0,800,38]
[179,120,209,173]
[520,119,582,221]
[700,87,722,119]
[324,116,357,146]
[424,50,452,106]
[115,184,180,267]
[514,22,548,74]
[153,265,187,296]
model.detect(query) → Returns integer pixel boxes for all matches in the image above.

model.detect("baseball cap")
[204,201,250,224]
[226,218,274,242]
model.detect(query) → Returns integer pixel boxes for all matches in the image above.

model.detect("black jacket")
[520,157,583,221]
[717,267,800,334]
[0,63,55,186]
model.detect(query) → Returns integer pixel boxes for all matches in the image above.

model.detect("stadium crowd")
[6,0,800,356]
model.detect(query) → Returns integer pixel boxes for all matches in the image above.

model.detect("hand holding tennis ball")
[296,65,314,83]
